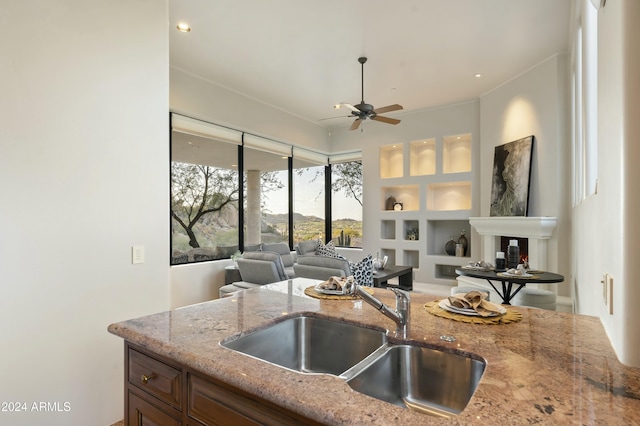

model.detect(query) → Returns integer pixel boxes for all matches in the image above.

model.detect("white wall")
[170,67,331,151]
[572,0,640,367]
[0,1,169,425]
[479,55,571,298]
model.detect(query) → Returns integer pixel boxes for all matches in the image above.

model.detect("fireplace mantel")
[469,216,557,239]
[468,216,557,271]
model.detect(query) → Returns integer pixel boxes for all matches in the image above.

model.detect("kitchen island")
[108,278,640,425]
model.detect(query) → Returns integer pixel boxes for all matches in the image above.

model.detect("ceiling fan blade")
[350,118,363,131]
[340,103,360,113]
[318,115,352,121]
[373,104,403,114]
[371,115,401,125]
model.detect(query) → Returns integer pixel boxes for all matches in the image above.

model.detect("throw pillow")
[349,254,374,287]
[316,240,343,259]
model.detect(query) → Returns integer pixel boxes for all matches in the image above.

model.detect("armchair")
[218,251,289,298]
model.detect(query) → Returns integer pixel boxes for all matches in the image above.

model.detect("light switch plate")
[132,245,145,264]
[607,274,613,315]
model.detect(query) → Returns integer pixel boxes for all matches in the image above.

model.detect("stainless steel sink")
[346,344,486,418]
[221,316,485,417]
[221,315,387,375]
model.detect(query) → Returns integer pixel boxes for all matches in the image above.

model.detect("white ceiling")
[169,0,572,128]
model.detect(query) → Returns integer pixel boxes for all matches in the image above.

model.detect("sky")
[263,168,362,221]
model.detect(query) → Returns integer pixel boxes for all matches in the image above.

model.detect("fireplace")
[468,217,557,288]
[500,236,529,264]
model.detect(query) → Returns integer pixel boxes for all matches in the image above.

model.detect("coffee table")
[372,265,413,291]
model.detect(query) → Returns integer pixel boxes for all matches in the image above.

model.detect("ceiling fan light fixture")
[339,57,403,130]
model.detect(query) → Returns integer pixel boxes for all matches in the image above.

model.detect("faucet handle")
[390,287,410,300]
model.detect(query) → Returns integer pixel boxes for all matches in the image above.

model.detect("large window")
[170,114,362,265]
[243,145,289,247]
[170,116,241,264]
[293,158,326,247]
[330,160,363,248]
[572,4,598,205]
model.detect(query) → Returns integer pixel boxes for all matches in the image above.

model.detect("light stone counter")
[108,278,640,425]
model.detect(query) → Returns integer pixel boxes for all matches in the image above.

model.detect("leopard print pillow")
[316,240,343,259]
[349,254,373,287]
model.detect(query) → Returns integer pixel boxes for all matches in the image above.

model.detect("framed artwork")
[490,135,534,216]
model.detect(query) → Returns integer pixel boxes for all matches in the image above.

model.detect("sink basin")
[346,344,486,418]
[221,316,386,375]
[222,316,485,417]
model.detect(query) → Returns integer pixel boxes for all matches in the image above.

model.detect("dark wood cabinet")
[124,343,322,426]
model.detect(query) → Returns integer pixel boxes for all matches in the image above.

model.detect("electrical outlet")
[132,245,145,264]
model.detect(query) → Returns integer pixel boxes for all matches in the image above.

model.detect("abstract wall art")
[490,135,534,216]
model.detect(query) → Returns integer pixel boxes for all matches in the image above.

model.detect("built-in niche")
[379,144,403,178]
[426,182,472,211]
[409,139,436,176]
[443,133,472,174]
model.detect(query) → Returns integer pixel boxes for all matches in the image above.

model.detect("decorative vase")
[458,230,468,256]
[445,235,457,256]
[385,196,396,210]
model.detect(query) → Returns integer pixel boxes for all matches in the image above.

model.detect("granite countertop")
[108,278,640,425]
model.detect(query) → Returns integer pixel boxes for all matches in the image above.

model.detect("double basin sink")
[221,315,485,418]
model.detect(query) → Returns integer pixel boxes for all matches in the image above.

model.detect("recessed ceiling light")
[474,73,482,78]
[177,22,191,32]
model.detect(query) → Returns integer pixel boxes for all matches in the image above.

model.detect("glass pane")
[171,131,239,264]
[244,147,289,246]
[331,161,363,248]
[293,160,325,246]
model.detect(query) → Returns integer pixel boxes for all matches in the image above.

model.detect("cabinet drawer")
[128,348,182,408]
[188,373,319,426]
[128,390,182,426]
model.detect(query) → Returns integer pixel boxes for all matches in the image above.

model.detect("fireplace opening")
[500,236,529,264]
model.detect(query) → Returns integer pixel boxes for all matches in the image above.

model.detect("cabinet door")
[128,391,182,426]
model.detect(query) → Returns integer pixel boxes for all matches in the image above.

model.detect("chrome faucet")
[347,283,411,338]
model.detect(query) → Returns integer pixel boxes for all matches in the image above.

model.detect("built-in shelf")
[403,250,420,268]
[381,185,420,211]
[409,139,436,176]
[403,220,419,241]
[435,263,459,280]
[380,144,403,179]
[374,133,476,285]
[426,219,471,257]
[380,248,396,267]
[443,133,472,174]
[426,181,472,211]
[381,220,396,240]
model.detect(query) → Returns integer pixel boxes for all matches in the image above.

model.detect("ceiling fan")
[340,57,403,131]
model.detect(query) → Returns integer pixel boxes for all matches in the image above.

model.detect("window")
[243,145,289,246]
[572,4,598,204]
[330,159,363,248]
[170,113,363,264]
[293,160,326,247]
[170,115,242,264]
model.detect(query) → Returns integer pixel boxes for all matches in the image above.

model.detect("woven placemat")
[304,285,374,300]
[424,300,523,325]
